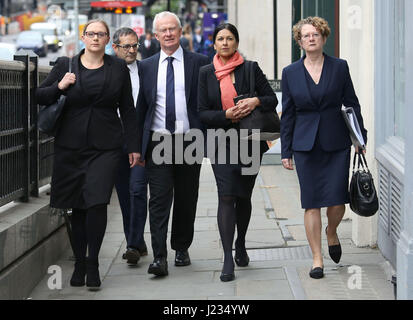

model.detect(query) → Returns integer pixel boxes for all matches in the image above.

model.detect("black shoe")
[86,258,101,290]
[235,249,250,267]
[309,267,324,279]
[148,257,168,276]
[175,250,191,266]
[220,256,235,282]
[138,243,148,257]
[70,260,86,287]
[125,248,140,265]
[122,253,127,260]
[220,272,235,282]
[326,226,342,264]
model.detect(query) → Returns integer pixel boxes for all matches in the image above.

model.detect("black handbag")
[349,152,379,217]
[37,57,72,136]
[238,61,280,141]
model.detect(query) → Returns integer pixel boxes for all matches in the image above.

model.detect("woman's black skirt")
[210,138,266,198]
[50,145,122,210]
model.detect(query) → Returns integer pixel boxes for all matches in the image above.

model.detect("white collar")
[160,45,183,63]
[127,61,138,73]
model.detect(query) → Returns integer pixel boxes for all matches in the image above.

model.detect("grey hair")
[112,27,138,44]
[152,11,182,33]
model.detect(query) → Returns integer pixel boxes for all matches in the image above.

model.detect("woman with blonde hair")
[36,19,140,289]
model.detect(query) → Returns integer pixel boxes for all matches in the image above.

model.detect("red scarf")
[213,51,244,110]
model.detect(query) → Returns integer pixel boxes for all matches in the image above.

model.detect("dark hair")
[113,27,138,44]
[213,23,239,44]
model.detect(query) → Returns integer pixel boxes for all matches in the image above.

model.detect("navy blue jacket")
[280,54,367,159]
[136,49,209,159]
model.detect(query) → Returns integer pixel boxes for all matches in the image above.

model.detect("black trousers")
[146,133,201,259]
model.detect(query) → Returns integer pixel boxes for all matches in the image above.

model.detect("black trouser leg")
[217,196,237,274]
[146,161,174,259]
[171,163,201,251]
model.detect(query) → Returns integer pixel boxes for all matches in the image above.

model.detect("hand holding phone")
[233,94,250,105]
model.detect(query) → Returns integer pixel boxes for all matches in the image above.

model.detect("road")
[1,33,65,66]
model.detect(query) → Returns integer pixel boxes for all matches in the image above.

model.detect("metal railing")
[0,52,53,207]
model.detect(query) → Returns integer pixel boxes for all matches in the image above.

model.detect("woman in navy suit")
[280,17,367,279]
[36,19,139,289]
[198,23,278,282]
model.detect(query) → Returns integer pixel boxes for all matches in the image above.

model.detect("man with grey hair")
[136,11,209,277]
[112,27,148,267]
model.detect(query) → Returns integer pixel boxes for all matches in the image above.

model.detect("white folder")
[341,106,365,149]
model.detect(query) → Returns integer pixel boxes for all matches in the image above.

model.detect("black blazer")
[280,54,367,159]
[36,50,139,153]
[136,49,209,159]
[198,61,278,129]
[138,37,160,59]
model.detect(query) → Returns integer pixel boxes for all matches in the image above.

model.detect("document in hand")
[341,106,366,149]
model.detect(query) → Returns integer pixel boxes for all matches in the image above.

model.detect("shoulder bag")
[238,60,280,141]
[349,152,379,217]
[37,57,72,136]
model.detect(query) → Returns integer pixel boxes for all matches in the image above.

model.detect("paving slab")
[27,163,394,300]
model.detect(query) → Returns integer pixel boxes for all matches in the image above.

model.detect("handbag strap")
[360,152,370,171]
[68,57,72,73]
[248,60,255,96]
[352,151,370,173]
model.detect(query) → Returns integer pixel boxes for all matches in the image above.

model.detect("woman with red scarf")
[198,23,278,282]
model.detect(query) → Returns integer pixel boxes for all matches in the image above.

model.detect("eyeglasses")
[116,43,139,50]
[84,31,108,39]
[301,33,321,41]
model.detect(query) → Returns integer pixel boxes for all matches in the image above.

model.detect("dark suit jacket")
[198,61,278,130]
[136,48,209,159]
[138,37,160,59]
[280,54,367,159]
[36,50,138,153]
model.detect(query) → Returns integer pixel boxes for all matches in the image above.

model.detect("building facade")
[227,0,413,299]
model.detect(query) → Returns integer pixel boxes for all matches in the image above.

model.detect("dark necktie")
[165,56,175,133]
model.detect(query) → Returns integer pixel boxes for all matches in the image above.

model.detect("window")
[291,0,339,62]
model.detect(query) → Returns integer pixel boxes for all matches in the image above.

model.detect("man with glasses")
[136,11,209,277]
[112,27,148,266]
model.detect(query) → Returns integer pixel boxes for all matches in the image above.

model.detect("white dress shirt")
[127,61,140,107]
[151,46,189,134]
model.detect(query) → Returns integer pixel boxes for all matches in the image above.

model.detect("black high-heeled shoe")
[70,260,86,287]
[220,272,235,282]
[326,226,342,264]
[309,266,324,279]
[86,258,101,290]
[235,249,250,267]
[220,256,235,282]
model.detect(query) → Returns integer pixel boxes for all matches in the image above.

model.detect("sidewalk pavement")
[28,160,395,300]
